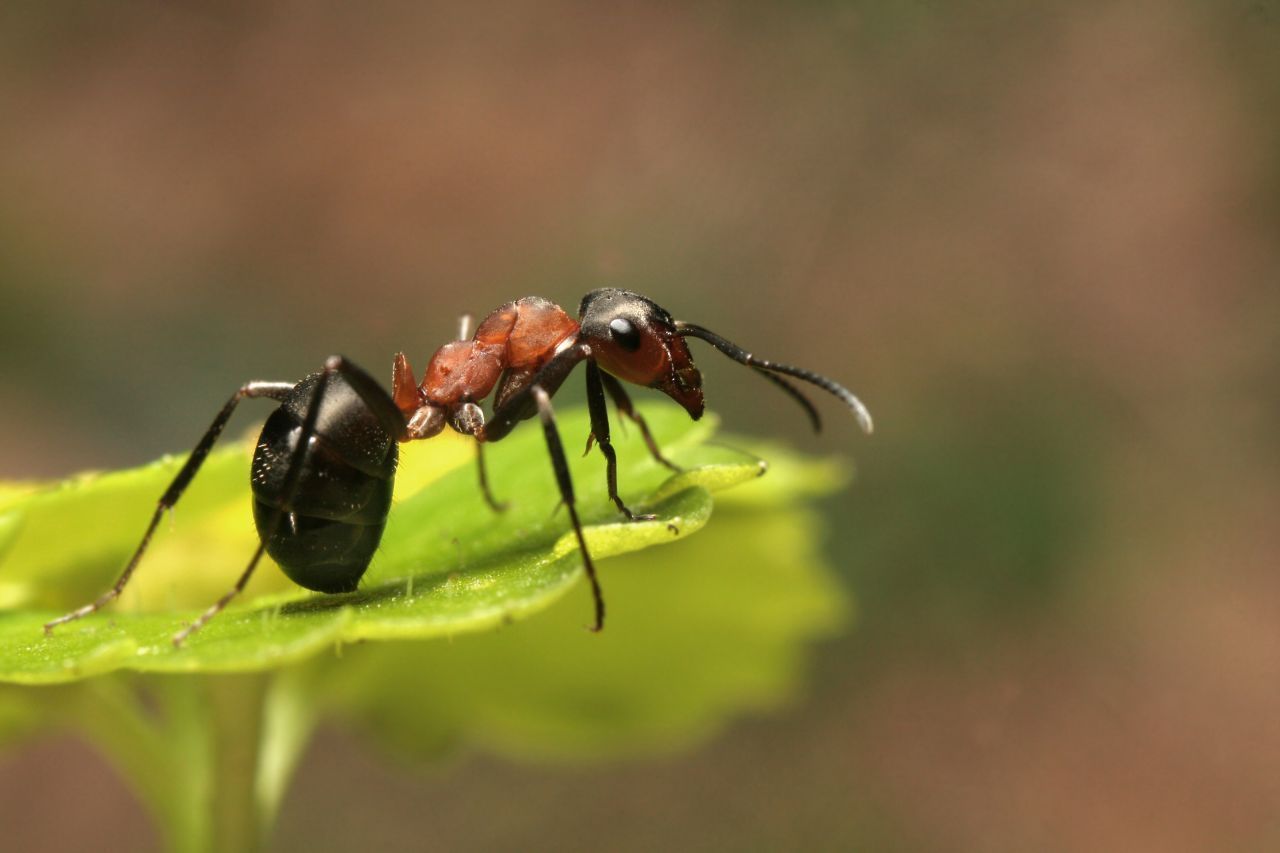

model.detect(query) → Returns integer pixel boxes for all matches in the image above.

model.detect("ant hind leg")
[172,359,346,645]
[43,380,294,637]
[532,385,606,632]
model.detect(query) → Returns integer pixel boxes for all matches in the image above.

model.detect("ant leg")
[585,363,656,522]
[457,313,474,341]
[44,381,295,636]
[174,358,338,645]
[475,442,508,512]
[597,370,683,473]
[449,401,507,512]
[482,342,588,443]
[531,385,605,632]
[171,541,268,646]
[325,354,408,441]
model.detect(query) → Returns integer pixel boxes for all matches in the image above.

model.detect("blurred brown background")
[2,1,1279,850]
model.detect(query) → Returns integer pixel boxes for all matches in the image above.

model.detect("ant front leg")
[44,380,296,637]
[596,369,682,473]
[585,362,657,522]
[532,385,606,632]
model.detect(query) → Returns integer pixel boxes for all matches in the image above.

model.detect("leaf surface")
[0,407,772,682]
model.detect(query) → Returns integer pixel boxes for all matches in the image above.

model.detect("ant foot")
[614,499,656,522]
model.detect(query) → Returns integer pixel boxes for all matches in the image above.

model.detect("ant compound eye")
[609,317,642,351]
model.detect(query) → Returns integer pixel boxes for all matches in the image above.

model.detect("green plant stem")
[73,678,201,851]
[206,675,268,853]
[155,677,215,853]
[69,672,320,853]
[257,668,321,830]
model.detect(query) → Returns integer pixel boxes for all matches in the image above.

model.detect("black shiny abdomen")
[251,372,397,593]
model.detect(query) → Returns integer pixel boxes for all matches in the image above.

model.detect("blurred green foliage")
[839,374,1101,642]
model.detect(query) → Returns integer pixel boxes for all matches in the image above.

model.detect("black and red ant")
[45,288,872,645]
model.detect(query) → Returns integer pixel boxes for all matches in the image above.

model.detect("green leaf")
[323,500,847,762]
[0,406,770,682]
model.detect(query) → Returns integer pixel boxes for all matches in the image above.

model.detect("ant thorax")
[394,296,580,441]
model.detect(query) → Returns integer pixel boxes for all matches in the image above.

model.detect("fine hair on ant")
[45,288,871,645]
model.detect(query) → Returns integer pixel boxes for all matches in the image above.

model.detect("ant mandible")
[45,288,872,646]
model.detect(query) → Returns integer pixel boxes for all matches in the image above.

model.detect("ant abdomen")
[251,372,397,594]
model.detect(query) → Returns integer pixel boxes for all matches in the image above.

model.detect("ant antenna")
[749,368,822,432]
[674,321,874,435]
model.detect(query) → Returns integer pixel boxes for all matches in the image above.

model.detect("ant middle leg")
[44,380,295,637]
[585,363,657,521]
[532,385,605,632]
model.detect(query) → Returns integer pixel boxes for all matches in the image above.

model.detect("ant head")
[578,289,704,419]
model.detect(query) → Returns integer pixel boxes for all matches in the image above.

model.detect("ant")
[44,288,872,646]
